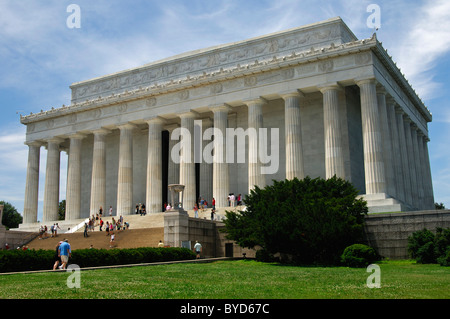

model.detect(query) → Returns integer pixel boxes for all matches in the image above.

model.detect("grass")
[0,259,448,299]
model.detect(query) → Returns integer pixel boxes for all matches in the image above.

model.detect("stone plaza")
[18,17,434,231]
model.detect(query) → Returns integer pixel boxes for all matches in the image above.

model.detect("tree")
[435,202,446,210]
[223,176,368,265]
[0,201,23,229]
[58,200,66,221]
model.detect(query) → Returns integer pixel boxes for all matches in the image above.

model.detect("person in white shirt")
[194,241,202,259]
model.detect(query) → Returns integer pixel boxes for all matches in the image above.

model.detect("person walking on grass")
[58,239,71,270]
[194,240,202,259]
[53,242,62,270]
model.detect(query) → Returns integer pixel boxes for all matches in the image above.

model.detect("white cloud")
[389,0,450,100]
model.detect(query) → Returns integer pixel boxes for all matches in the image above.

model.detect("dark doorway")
[162,130,169,211]
[225,243,234,258]
[195,162,200,206]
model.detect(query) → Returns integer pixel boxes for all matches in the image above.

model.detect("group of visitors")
[135,203,146,215]
[227,193,242,207]
[38,223,62,239]
[83,213,130,237]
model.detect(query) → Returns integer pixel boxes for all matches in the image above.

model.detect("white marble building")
[19,17,434,226]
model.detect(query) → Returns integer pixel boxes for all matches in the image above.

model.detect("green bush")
[224,176,368,266]
[0,249,54,273]
[407,228,436,263]
[0,247,196,273]
[437,248,450,266]
[255,249,278,263]
[408,228,450,265]
[434,228,450,261]
[340,244,379,268]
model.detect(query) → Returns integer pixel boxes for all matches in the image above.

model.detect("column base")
[358,193,414,213]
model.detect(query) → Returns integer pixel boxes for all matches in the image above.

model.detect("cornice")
[20,35,378,125]
[371,38,432,122]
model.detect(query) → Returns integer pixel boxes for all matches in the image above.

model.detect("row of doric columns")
[22,79,434,223]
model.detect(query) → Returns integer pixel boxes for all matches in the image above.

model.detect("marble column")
[319,84,345,179]
[66,134,85,220]
[90,129,110,216]
[386,98,405,203]
[211,105,230,208]
[421,135,435,209]
[404,117,419,209]
[179,112,197,209]
[395,108,412,206]
[23,142,41,224]
[245,98,266,192]
[356,78,386,195]
[43,138,63,222]
[377,88,396,198]
[199,118,213,206]
[281,92,304,180]
[117,123,135,216]
[167,124,180,207]
[411,125,425,209]
[146,117,165,213]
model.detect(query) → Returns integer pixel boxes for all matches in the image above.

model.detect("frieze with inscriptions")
[71,20,350,102]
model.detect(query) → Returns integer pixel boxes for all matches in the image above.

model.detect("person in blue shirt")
[58,239,72,270]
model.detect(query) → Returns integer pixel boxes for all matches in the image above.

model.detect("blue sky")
[1,0,450,222]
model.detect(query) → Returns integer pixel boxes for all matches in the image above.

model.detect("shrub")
[0,247,196,273]
[255,249,278,263]
[408,228,450,265]
[437,248,450,267]
[434,228,450,261]
[407,228,435,263]
[340,244,379,268]
[224,176,368,265]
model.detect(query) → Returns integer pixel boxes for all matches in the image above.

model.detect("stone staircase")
[26,228,165,251]
[18,205,245,251]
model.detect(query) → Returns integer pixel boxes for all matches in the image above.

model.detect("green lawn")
[0,260,448,299]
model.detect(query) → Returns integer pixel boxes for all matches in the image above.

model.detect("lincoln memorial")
[19,17,434,228]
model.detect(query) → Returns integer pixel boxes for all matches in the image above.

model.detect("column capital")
[68,133,87,140]
[199,117,213,127]
[417,129,427,138]
[394,104,405,114]
[404,116,412,124]
[117,123,137,131]
[179,111,199,119]
[45,137,65,145]
[209,104,232,113]
[145,116,166,126]
[279,89,305,100]
[92,128,112,136]
[317,82,342,94]
[385,96,397,106]
[375,85,388,95]
[243,97,267,107]
[24,140,43,147]
[164,123,180,132]
[355,76,377,87]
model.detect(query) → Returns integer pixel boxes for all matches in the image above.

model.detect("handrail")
[66,218,89,234]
